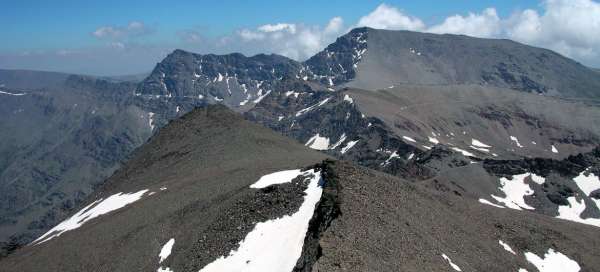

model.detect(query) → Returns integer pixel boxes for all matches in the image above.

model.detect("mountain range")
[1,27,600,271]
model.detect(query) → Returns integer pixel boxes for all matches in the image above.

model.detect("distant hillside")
[0,69,72,90]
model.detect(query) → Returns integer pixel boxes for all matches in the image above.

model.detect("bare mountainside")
[344,28,600,99]
[2,106,600,272]
[345,84,600,159]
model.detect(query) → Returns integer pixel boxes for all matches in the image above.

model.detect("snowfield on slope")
[525,249,580,272]
[199,169,323,272]
[305,134,330,150]
[32,189,150,244]
[490,173,539,210]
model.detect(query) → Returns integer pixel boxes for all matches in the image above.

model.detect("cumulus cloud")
[504,0,600,63]
[92,21,153,40]
[428,8,501,38]
[356,4,425,31]
[257,23,297,33]
[227,17,346,60]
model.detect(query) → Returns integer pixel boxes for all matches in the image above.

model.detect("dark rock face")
[293,160,341,272]
[137,50,305,109]
[304,28,368,86]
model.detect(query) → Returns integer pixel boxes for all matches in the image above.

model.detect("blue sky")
[2,0,599,75]
[2,0,539,51]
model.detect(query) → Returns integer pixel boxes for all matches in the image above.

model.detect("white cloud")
[356,4,425,31]
[257,23,297,34]
[504,0,600,63]
[92,21,153,40]
[324,17,344,34]
[230,17,346,60]
[428,8,501,38]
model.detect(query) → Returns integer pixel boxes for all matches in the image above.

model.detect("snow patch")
[469,145,490,153]
[551,145,559,153]
[572,169,600,196]
[498,240,516,255]
[451,147,475,157]
[285,91,300,98]
[33,189,149,244]
[403,136,416,143]
[524,249,580,272]
[253,90,271,104]
[471,139,491,148]
[305,134,330,150]
[479,198,505,208]
[510,136,524,148]
[343,94,353,104]
[441,254,462,271]
[428,136,439,144]
[556,197,600,227]
[341,140,359,154]
[295,97,331,117]
[159,238,175,263]
[199,170,323,272]
[250,169,303,189]
[381,151,400,166]
[329,133,347,150]
[491,173,536,210]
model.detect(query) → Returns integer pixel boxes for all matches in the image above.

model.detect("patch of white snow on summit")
[510,136,524,148]
[403,136,416,143]
[551,145,559,153]
[441,254,462,271]
[451,147,475,157]
[524,249,580,272]
[469,145,490,153]
[330,133,347,150]
[573,169,600,196]
[253,90,271,104]
[341,140,359,154]
[159,238,175,263]
[343,94,353,103]
[305,134,330,150]
[479,198,505,208]
[428,136,439,144]
[250,169,304,189]
[296,97,331,117]
[471,138,491,148]
[381,151,400,166]
[556,197,600,227]
[32,189,149,244]
[498,240,516,255]
[491,173,535,210]
[200,170,323,272]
